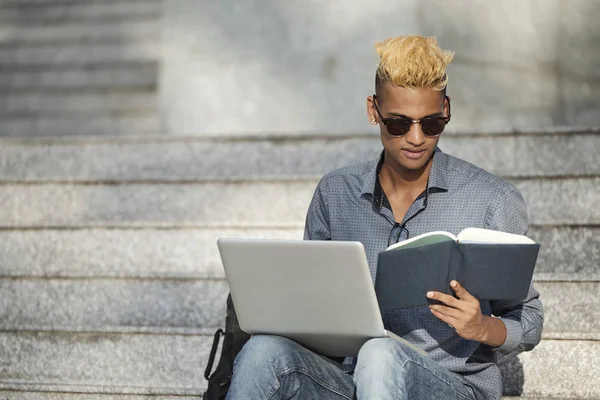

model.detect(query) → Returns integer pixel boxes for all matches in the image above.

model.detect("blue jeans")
[227,335,478,400]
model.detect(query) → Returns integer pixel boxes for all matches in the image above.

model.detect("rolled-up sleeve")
[304,177,331,241]
[485,184,544,358]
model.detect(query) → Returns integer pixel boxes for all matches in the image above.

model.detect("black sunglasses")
[372,94,451,137]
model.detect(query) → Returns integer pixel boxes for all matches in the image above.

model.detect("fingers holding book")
[427,280,488,343]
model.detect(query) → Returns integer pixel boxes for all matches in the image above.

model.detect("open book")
[375,228,540,312]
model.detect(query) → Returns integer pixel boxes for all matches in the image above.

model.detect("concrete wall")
[159,0,600,136]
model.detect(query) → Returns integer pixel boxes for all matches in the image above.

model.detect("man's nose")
[405,121,426,146]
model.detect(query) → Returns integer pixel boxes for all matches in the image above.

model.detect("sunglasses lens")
[386,119,412,136]
[421,118,446,137]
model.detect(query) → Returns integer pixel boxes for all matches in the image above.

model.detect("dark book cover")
[374,241,540,313]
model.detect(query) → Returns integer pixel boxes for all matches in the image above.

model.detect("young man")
[227,36,544,400]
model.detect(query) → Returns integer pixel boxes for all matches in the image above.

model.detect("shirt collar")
[361,147,449,203]
[428,147,449,191]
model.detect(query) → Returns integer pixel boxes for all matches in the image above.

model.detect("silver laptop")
[217,238,427,357]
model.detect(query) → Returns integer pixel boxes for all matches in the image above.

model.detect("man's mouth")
[401,149,426,159]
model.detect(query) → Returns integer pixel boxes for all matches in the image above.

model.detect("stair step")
[0,179,596,227]
[0,42,158,68]
[500,338,600,398]
[0,63,157,91]
[0,392,202,400]
[0,228,302,279]
[0,279,228,331]
[0,20,158,45]
[0,392,590,400]
[0,278,596,334]
[0,331,210,396]
[0,92,156,113]
[0,227,595,280]
[0,133,597,180]
[0,114,159,137]
[0,1,161,24]
[0,0,154,4]
[520,178,600,225]
[535,281,600,333]
[530,226,600,277]
[0,331,597,397]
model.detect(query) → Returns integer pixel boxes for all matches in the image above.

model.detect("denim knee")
[356,338,399,370]
[234,335,298,372]
[230,335,355,400]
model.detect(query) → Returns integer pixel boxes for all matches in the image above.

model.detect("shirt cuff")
[492,318,522,354]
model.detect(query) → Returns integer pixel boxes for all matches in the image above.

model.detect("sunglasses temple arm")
[372,95,384,122]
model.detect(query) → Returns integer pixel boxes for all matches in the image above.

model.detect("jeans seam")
[266,379,280,400]
[401,359,474,400]
[267,363,353,400]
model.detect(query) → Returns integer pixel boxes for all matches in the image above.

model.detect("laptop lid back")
[217,239,385,355]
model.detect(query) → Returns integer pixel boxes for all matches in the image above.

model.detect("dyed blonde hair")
[375,36,454,91]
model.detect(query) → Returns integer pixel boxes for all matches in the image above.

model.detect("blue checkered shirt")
[303,147,544,400]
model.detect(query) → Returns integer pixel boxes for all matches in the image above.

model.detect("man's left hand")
[427,280,506,347]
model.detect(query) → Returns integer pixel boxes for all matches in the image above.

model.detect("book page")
[457,228,535,244]
[386,231,456,251]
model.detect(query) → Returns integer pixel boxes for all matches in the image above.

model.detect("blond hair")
[375,36,454,91]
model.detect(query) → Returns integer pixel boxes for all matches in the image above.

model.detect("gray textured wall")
[159,0,600,136]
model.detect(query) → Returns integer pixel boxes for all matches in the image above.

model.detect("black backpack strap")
[204,294,251,399]
[204,328,225,380]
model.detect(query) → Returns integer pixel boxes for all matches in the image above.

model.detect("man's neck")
[379,151,434,194]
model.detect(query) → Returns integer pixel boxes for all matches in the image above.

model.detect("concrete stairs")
[0,0,161,137]
[0,1,598,399]
[0,131,599,399]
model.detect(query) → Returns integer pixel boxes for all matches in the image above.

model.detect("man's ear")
[444,95,451,118]
[366,96,378,125]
